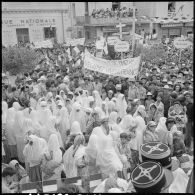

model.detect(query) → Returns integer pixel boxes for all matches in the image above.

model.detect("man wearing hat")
[128,77,140,101]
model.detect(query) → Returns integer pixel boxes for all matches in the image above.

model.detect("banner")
[65,38,85,46]
[174,37,192,49]
[84,50,141,78]
[34,39,53,48]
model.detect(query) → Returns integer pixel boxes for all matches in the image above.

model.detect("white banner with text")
[84,50,141,78]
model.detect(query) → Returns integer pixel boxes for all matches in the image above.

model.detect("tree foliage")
[2,47,41,75]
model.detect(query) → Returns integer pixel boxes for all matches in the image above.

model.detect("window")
[86,31,90,39]
[44,27,56,39]
[16,28,30,44]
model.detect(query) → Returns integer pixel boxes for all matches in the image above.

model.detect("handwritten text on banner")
[84,50,141,78]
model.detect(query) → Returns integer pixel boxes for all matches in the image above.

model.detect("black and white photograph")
[2,1,194,193]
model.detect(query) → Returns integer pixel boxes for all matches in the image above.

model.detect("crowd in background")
[91,7,138,19]
[2,36,194,193]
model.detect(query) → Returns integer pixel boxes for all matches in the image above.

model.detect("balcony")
[85,16,135,26]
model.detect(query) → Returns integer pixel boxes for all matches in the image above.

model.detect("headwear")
[39,76,46,81]
[57,100,63,107]
[147,92,152,96]
[88,96,94,102]
[26,77,32,82]
[147,121,157,127]
[55,74,61,79]
[167,81,173,85]
[162,78,168,83]
[63,76,69,83]
[70,121,82,135]
[163,85,169,89]
[40,101,47,107]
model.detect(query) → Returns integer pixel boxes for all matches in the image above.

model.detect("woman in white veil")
[116,93,127,119]
[13,102,21,111]
[93,90,102,108]
[6,107,18,159]
[155,117,173,147]
[81,90,89,108]
[85,134,100,175]
[56,106,70,147]
[133,105,147,162]
[94,106,106,119]
[47,116,64,149]
[109,111,123,136]
[70,102,86,133]
[42,134,64,180]
[37,101,52,141]
[29,110,42,136]
[15,111,25,163]
[2,101,8,125]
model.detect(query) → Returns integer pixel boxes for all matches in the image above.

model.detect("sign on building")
[107,36,120,45]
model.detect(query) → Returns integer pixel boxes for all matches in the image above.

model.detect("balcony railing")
[168,11,175,18]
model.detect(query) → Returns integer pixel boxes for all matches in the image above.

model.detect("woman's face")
[149,125,156,133]
[151,106,156,113]
[175,86,180,92]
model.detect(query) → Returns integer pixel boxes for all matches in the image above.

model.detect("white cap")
[147,92,152,96]
[39,76,46,81]
[162,78,168,82]
[164,85,169,89]
[40,101,47,107]
[167,81,173,85]
[63,76,69,83]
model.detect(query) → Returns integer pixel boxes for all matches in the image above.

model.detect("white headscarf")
[70,102,86,133]
[70,121,82,135]
[6,108,17,145]
[13,102,21,111]
[93,90,102,108]
[109,112,123,136]
[48,134,62,163]
[22,118,34,135]
[85,134,99,160]
[14,111,25,135]
[116,93,127,119]
[81,90,89,108]
[133,105,146,118]
[23,135,43,163]
[56,107,70,132]
[2,101,8,124]
[119,115,136,133]
[94,106,106,119]
[107,101,115,115]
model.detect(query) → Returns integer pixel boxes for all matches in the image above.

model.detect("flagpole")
[132,3,136,57]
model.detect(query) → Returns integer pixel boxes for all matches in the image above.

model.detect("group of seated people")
[91,7,138,19]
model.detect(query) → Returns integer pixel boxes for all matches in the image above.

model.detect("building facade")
[2,2,76,46]
[74,1,193,40]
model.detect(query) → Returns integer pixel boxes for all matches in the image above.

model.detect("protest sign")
[65,38,85,46]
[84,49,140,78]
[174,37,192,49]
[34,39,53,48]
[114,41,129,52]
[107,36,120,45]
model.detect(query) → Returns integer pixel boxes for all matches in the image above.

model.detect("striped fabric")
[21,173,102,193]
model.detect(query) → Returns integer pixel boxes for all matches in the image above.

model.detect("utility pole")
[85,2,89,41]
[132,2,136,57]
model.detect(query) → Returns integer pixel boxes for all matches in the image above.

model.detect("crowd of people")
[2,36,194,193]
[91,7,138,19]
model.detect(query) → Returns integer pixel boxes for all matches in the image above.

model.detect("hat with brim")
[147,92,152,96]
